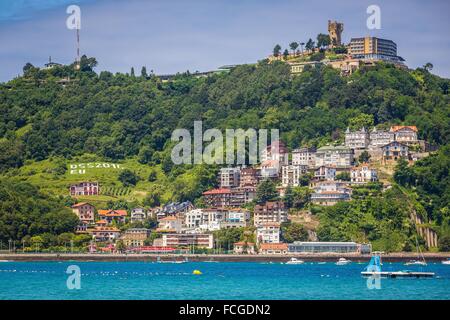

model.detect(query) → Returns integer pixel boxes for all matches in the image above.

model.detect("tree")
[358,151,371,163]
[283,186,294,208]
[316,33,331,50]
[256,179,279,204]
[115,240,126,252]
[349,114,374,130]
[336,172,351,181]
[393,158,415,186]
[438,235,450,252]
[118,169,139,187]
[423,62,434,72]
[281,222,308,243]
[138,146,152,164]
[283,49,289,60]
[291,186,311,209]
[130,67,135,77]
[289,42,299,55]
[141,66,148,78]
[78,55,98,72]
[273,44,282,57]
[148,170,157,182]
[23,62,35,76]
[305,38,315,52]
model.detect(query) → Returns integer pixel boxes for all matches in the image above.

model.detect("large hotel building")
[348,37,404,63]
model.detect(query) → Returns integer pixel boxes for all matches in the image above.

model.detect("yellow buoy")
[192,270,202,275]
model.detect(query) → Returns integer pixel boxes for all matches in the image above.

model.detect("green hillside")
[0,56,449,251]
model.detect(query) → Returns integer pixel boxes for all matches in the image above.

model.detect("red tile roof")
[71,202,93,208]
[259,243,288,250]
[202,188,232,195]
[390,125,418,132]
[98,209,127,216]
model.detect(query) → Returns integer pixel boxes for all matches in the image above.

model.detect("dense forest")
[0,56,449,250]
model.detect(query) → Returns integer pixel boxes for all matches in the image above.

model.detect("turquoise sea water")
[0,261,449,300]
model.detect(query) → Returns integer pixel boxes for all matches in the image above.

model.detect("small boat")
[405,260,427,266]
[441,259,450,265]
[336,258,351,265]
[285,258,304,265]
[0,260,11,262]
[404,237,427,266]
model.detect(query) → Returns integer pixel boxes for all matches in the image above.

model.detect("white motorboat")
[285,257,304,265]
[442,259,450,265]
[336,258,351,265]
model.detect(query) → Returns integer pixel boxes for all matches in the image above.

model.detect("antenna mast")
[76,20,80,70]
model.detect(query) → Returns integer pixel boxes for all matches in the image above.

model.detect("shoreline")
[1,252,449,262]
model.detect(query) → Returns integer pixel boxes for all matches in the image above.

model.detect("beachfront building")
[239,167,260,187]
[184,208,250,231]
[310,181,352,206]
[314,146,354,168]
[253,201,288,226]
[281,164,308,187]
[350,165,378,183]
[71,202,95,224]
[98,209,127,224]
[121,228,150,248]
[345,127,370,149]
[162,233,214,249]
[287,241,372,254]
[390,126,418,145]
[256,223,281,244]
[233,242,256,254]
[292,147,316,167]
[381,141,409,161]
[157,216,183,233]
[369,127,395,146]
[69,182,99,196]
[219,167,241,188]
[258,243,288,255]
[91,226,121,242]
[130,207,147,223]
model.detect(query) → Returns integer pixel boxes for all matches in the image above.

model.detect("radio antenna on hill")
[75,20,80,70]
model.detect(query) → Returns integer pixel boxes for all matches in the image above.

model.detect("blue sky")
[0,0,449,82]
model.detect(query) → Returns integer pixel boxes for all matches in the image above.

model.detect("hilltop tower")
[328,20,344,47]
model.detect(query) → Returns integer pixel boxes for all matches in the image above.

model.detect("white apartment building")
[345,127,370,149]
[292,147,316,167]
[314,146,354,168]
[281,164,308,187]
[256,223,281,244]
[351,165,378,183]
[219,167,241,188]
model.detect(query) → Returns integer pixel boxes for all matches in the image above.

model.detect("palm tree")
[289,42,299,56]
[305,38,315,53]
[273,44,282,57]
[299,42,305,55]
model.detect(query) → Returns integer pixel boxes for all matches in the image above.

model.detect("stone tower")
[328,20,344,47]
